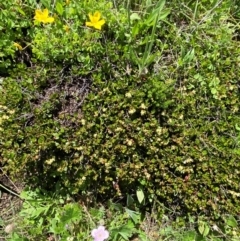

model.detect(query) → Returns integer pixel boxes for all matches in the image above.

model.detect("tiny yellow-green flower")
[63,25,70,32]
[86,11,105,30]
[34,9,54,24]
[13,42,23,51]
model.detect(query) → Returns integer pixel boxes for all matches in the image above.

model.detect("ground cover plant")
[1,188,240,241]
[0,0,240,240]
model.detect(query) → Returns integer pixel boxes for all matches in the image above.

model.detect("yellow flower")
[63,25,70,32]
[86,11,105,30]
[34,9,54,24]
[66,0,70,5]
[13,42,23,51]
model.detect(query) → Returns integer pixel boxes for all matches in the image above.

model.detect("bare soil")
[0,169,23,234]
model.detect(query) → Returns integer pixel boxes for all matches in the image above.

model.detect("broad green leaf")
[211,88,217,95]
[198,221,210,237]
[126,194,134,207]
[49,218,63,234]
[125,208,140,224]
[198,223,204,235]
[202,225,210,237]
[130,13,141,21]
[111,222,134,241]
[119,222,135,240]
[56,2,64,16]
[226,215,237,227]
[136,188,144,204]
[61,203,82,224]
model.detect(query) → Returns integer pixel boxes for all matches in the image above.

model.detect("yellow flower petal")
[34,9,42,20]
[43,9,49,18]
[94,20,105,30]
[33,8,54,24]
[88,13,94,23]
[86,21,94,27]
[46,17,54,23]
[13,42,23,51]
[86,11,105,30]
[93,11,101,21]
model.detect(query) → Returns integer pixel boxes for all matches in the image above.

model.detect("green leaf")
[61,203,82,224]
[49,218,63,234]
[131,23,141,38]
[226,215,237,228]
[235,124,240,131]
[198,221,210,237]
[111,202,123,212]
[30,205,51,219]
[211,88,217,95]
[130,13,141,21]
[195,237,207,241]
[117,222,135,240]
[144,52,158,66]
[183,49,195,64]
[8,233,29,241]
[125,208,140,224]
[38,135,45,145]
[157,9,170,21]
[56,2,64,16]
[16,7,26,16]
[40,0,50,8]
[136,188,145,204]
[181,230,197,241]
[144,0,166,25]
[126,194,134,207]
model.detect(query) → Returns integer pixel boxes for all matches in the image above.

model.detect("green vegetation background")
[0,0,240,223]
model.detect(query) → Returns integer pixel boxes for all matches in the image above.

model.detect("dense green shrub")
[1,0,240,220]
[0,0,33,74]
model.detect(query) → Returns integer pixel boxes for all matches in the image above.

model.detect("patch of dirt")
[0,169,23,224]
[20,65,92,129]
